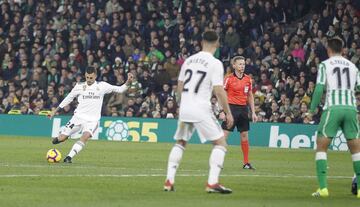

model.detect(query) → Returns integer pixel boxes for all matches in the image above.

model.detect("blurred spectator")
[164,57,180,82]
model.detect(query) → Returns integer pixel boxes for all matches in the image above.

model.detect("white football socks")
[208,145,227,185]
[68,141,85,158]
[166,144,185,184]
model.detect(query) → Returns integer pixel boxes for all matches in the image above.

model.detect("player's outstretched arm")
[48,106,60,120]
[213,85,233,128]
[106,73,134,94]
[125,73,134,86]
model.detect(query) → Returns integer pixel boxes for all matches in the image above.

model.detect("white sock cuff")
[76,141,85,147]
[352,152,360,162]
[315,152,327,160]
[214,145,227,153]
[175,144,185,151]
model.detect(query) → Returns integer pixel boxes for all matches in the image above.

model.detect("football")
[46,148,62,163]
[106,120,129,141]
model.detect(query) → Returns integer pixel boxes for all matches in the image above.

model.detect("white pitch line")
[0,163,353,179]
[0,174,352,179]
[0,163,203,172]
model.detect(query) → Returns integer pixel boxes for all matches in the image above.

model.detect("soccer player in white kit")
[48,67,134,163]
[163,31,234,194]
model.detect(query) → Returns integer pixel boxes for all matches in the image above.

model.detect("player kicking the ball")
[163,31,234,194]
[48,67,133,163]
[310,38,360,198]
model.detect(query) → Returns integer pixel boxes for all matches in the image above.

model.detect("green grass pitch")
[0,136,358,207]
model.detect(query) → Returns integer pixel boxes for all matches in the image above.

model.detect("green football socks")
[315,152,328,189]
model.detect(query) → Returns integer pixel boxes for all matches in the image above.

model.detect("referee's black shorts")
[221,104,249,132]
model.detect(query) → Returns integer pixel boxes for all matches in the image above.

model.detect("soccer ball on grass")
[46,149,62,163]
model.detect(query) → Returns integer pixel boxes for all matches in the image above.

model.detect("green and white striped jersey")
[316,55,360,110]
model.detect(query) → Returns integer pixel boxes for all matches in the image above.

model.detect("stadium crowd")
[0,0,359,124]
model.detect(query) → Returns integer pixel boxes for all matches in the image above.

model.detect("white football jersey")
[178,51,224,122]
[316,55,360,109]
[59,81,128,121]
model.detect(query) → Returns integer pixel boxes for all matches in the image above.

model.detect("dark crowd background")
[0,0,359,124]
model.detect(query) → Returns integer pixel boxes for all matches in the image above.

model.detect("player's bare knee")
[240,131,249,141]
[223,130,230,139]
[212,137,228,148]
[316,137,331,152]
[80,132,92,143]
[347,139,360,154]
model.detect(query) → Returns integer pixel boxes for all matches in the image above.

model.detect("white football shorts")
[174,115,224,143]
[61,116,98,137]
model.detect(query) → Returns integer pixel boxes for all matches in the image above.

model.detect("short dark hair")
[202,31,218,43]
[327,38,343,53]
[86,67,96,74]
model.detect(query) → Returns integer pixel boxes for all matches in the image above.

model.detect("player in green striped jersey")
[310,38,360,198]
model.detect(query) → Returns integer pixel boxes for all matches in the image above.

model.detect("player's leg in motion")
[64,132,91,163]
[52,134,68,144]
[64,121,98,163]
[164,140,186,191]
[52,119,77,144]
[347,139,360,198]
[206,137,232,194]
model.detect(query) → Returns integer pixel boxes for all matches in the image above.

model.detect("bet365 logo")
[268,126,348,151]
[104,120,158,142]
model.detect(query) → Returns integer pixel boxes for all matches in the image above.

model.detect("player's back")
[320,55,359,110]
[178,51,224,122]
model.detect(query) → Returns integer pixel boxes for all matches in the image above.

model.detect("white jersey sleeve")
[211,60,224,86]
[101,82,129,94]
[59,84,81,108]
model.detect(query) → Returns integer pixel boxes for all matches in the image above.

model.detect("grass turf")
[0,136,358,207]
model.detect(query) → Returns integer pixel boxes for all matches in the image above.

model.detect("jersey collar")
[233,72,244,80]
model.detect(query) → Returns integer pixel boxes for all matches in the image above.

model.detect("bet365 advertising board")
[0,115,348,151]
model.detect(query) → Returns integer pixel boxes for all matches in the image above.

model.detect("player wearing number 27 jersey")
[178,51,224,124]
[310,38,360,198]
[164,31,234,194]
